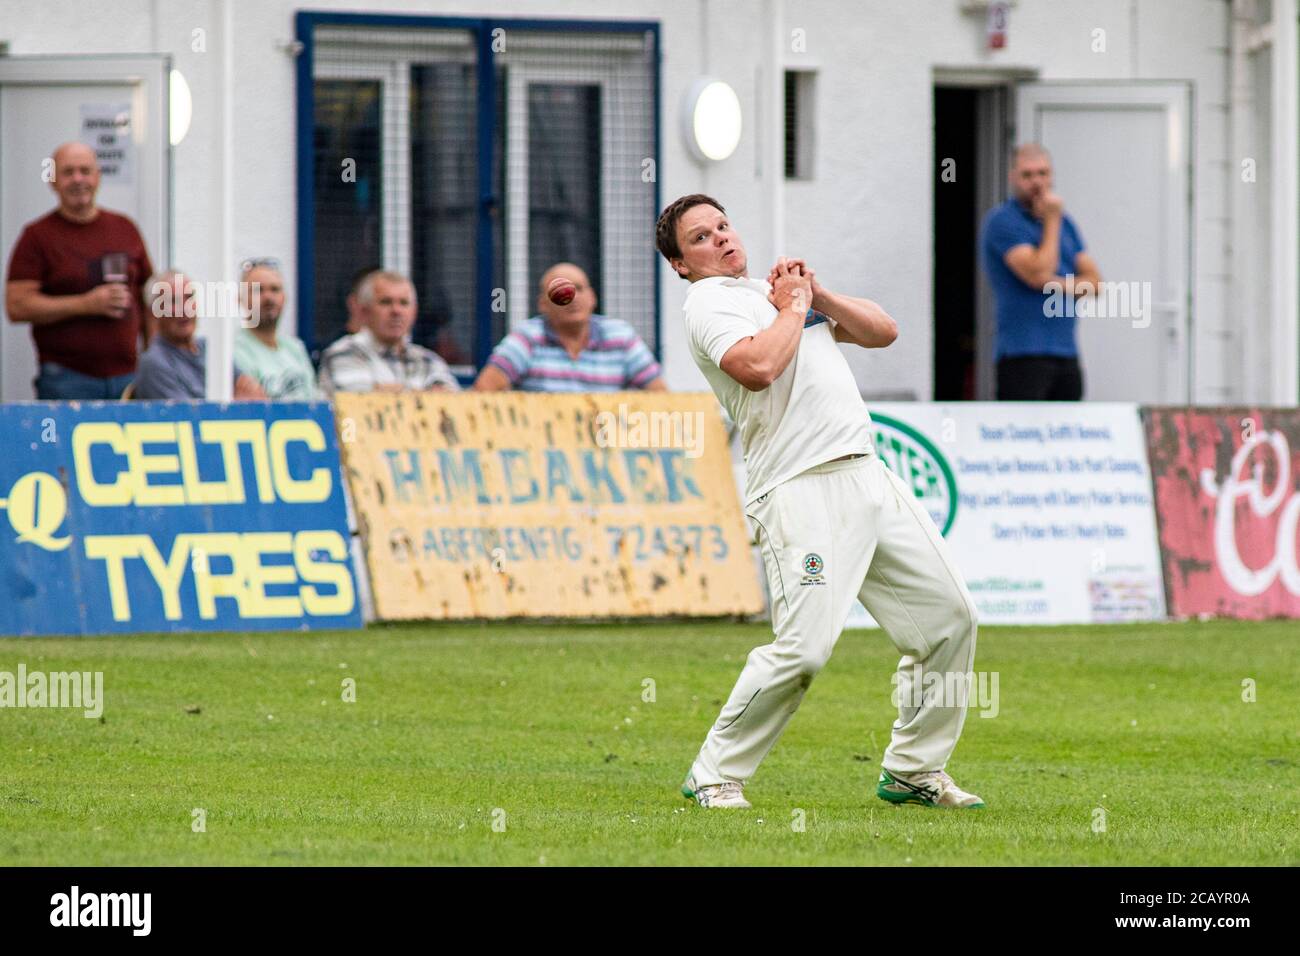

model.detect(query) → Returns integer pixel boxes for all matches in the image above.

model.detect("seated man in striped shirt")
[319,270,460,396]
[473,262,665,392]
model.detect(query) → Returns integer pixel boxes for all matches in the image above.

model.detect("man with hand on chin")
[656,193,983,813]
[980,143,1102,400]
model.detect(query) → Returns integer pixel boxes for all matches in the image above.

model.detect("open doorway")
[932,81,1010,400]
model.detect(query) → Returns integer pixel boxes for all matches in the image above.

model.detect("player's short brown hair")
[655,194,726,264]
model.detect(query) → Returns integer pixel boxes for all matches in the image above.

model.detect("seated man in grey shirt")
[133,270,266,399]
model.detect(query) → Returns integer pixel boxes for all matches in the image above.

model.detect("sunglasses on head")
[240,257,281,274]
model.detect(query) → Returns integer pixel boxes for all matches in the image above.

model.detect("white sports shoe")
[876,768,985,809]
[681,774,752,809]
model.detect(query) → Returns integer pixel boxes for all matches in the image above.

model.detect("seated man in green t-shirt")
[233,258,319,399]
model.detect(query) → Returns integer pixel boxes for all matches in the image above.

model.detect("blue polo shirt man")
[979,144,1099,400]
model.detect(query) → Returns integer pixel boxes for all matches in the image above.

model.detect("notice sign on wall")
[846,403,1167,626]
[333,392,764,620]
[79,103,133,184]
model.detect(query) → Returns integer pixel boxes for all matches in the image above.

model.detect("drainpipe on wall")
[207,0,235,402]
[766,0,785,269]
[1229,0,1257,404]
[1270,0,1299,404]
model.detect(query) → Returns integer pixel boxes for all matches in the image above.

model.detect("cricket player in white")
[655,194,983,810]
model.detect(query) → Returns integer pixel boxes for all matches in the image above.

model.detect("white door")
[1015,82,1191,403]
[0,56,170,401]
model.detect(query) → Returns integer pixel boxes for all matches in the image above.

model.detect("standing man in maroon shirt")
[4,142,154,399]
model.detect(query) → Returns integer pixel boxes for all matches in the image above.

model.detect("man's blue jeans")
[34,362,134,400]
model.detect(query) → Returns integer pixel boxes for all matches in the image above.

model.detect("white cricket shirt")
[683,275,874,505]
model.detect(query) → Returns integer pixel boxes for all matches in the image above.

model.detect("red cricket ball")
[547,276,577,306]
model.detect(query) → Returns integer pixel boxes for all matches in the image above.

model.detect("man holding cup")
[4,142,153,399]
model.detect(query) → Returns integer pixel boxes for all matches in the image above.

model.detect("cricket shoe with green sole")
[877,769,985,809]
[681,774,752,809]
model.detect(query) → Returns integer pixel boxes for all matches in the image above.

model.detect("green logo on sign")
[870,413,958,537]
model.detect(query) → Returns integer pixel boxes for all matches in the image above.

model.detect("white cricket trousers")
[690,452,979,785]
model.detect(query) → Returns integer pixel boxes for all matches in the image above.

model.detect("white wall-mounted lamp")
[169,69,192,146]
[682,77,742,163]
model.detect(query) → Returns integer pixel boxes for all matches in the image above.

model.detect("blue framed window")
[295,12,661,382]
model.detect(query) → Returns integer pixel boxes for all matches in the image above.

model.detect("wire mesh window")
[312,79,383,350]
[409,60,505,367]
[527,83,602,310]
[304,19,659,373]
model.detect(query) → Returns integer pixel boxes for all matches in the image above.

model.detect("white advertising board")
[845,403,1166,627]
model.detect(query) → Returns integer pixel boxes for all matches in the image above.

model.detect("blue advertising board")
[0,402,361,636]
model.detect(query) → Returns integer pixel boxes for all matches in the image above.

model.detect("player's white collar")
[685,274,769,300]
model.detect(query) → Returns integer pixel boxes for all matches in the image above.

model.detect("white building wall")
[0,0,1274,402]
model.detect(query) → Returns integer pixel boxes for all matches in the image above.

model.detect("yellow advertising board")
[333,392,764,619]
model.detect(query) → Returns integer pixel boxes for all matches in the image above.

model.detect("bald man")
[979,143,1102,401]
[5,142,154,399]
[134,271,265,401]
[474,262,664,392]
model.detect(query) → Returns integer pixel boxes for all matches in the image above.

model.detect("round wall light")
[682,77,742,163]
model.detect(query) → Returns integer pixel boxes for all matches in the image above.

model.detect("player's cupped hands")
[766,257,814,313]
[768,256,824,299]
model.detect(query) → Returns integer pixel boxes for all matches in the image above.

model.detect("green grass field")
[1,619,1296,866]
